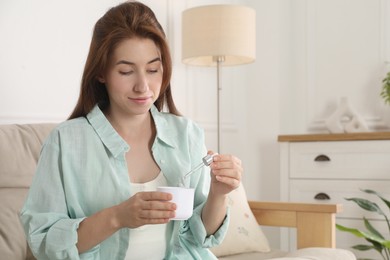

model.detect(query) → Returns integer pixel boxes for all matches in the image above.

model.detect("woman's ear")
[97,76,105,83]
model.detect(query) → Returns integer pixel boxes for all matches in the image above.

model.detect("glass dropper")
[179,154,216,186]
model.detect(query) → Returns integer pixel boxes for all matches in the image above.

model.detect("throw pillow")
[210,183,271,257]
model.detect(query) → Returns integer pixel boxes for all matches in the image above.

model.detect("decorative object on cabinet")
[324,97,368,134]
[336,189,390,260]
[381,71,390,105]
[278,132,390,259]
[181,4,256,153]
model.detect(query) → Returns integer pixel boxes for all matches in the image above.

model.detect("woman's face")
[100,37,163,117]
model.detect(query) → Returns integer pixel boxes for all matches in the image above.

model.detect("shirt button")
[160,159,165,164]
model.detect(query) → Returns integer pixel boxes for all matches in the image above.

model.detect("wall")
[281,0,390,134]
[0,0,167,123]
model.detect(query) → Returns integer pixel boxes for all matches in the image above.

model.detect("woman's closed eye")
[147,69,159,74]
[119,70,134,75]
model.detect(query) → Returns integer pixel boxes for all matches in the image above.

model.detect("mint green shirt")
[20,105,229,260]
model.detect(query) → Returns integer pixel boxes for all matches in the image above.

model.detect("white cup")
[157,186,195,220]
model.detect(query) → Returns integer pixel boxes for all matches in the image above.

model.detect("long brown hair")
[68,1,180,119]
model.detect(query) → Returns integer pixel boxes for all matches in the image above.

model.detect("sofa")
[0,123,356,260]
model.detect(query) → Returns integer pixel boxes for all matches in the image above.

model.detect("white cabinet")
[278,132,390,259]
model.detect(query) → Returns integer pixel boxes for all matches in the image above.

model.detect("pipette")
[179,154,216,186]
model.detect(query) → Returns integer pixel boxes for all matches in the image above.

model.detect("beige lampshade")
[182,4,256,66]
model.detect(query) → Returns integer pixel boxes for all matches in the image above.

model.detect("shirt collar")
[86,105,177,157]
[150,105,178,149]
[86,105,129,158]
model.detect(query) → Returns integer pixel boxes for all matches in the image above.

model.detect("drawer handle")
[314,154,330,162]
[314,192,331,200]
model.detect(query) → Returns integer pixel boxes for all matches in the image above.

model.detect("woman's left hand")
[209,152,242,195]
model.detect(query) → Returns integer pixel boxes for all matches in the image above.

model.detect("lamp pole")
[214,56,225,154]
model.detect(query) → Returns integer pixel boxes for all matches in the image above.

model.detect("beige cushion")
[218,249,287,260]
[0,124,56,188]
[0,124,56,260]
[211,184,271,257]
[218,247,356,260]
[0,188,35,260]
[281,247,357,260]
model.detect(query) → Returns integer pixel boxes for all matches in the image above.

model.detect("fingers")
[214,174,241,188]
[210,154,242,188]
[140,191,173,202]
[138,207,175,220]
[207,150,217,156]
[125,192,177,228]
[136,192,176,210]
[134,192,176,211]
[211,154,242,175]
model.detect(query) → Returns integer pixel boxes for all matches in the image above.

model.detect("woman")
[20,1,242,259]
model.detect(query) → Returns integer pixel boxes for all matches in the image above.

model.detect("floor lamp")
[182,5,256,153]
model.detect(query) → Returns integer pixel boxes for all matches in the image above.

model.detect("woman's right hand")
[115,191,176,228]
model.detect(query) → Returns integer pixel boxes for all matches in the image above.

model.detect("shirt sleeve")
[187,203,230,247]
[19,131,85,260]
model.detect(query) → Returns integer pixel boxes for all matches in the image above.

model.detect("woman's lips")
[129,96,151,104]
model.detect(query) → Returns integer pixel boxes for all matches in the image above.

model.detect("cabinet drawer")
[289,140,390,179]
[289,180,390,220]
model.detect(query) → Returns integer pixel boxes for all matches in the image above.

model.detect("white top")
[124,173,170,260]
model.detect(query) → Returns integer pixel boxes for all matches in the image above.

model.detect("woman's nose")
[134,73,149,92]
